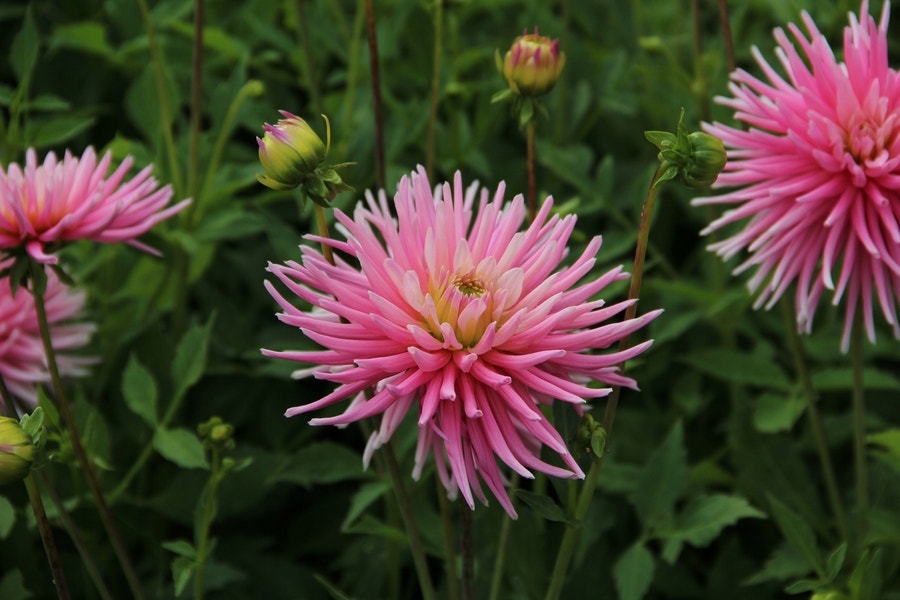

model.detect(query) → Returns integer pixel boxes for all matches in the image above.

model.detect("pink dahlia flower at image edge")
[0,147,191,264]
[0,264,95,412]
[263,166,661,517]
[694,1,900,351]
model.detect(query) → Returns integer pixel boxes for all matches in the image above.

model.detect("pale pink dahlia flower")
[263,167,660,517]
[0,264,95,412]
[0,147,191,264]
[694,1,900,351]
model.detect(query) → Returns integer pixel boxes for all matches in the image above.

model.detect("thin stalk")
[544,165,664,600]
[436,477,460,600]
[488,474,518,600]
[363,0,386,189]
[782,300,849,543]
[851,315,868,540]
[31,279,146,600]
[460,502,474,600]
[295,0,323,115]
[37,471,115,600]
[25,475,71,600]
[526,119,537,222]
[338,2,367,155]
[136,0,184,196]
[313,204,334,265]
[193,449,222,600]
[382,440,437,600]
[425,0,444,179]
[185,0,205,228]
[716,0,736,74]
[690,0,710,122]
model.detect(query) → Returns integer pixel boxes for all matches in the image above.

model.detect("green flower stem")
[295,0,323,115]
[544,164,664,600]
[382,439,437,600]
[314,203,335,265]
[363,0,386,190]
[460,501,474,600]
[526,119,537,222]
[193,448,223,600]
[187,0,204,212]
[24,474,71,600]
[37,471,115,600]
[851,315,868,543]
[31,280,146,600]
[425,0,444,179]
[436,477,460,600]
[488,474,518,600]
[716,0,737,75]
[782,300,849,543]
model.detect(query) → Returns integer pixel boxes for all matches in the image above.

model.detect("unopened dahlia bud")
[497,28,566,98]
[197,416,235,452]
[645,110,726,189]
[257,111,327,191]
[0,416,35,485]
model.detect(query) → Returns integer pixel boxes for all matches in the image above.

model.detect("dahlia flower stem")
[30,276,146,600]
[193,447,223,600]
[850,315,868,541]
[436,477,460,600]
[488,474,518,600]
[295,0,323,115]
[545,164,664,600]
[382,440,437,600]
[187,0,204,216]
[526,118,537,222]
[460,502,475,600]
[24,474,71,600]
[363,0,386,190]
[313,203,335,265]
[425,0,443,179]
[781,300,848,543]
[716,0,736,74]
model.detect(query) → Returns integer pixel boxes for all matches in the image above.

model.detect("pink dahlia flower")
[0,147,191,264]
[694,1,900,351]
[0,264,95,412]
[263,167,660,517]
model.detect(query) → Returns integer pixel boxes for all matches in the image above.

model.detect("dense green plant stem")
[193,448,223,600]
[436,478,460,600]
[716,0,736,74]
[363,0,386,190]
[460,502,474,600]
[314,204,335,265]
[25,475,71,600]
[31,281,146,600]
[544,165,663,600]
[782,301,849,543]
[526,119,537,222]
[488,475,518,600]
[382,440,437,600]
[425,0,443,179]
[851,316,868,540]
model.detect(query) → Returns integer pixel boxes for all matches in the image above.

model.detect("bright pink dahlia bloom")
[263,167,660,517]
[0,264,95,412]
[694,1,900,350]
[0,147,191,264]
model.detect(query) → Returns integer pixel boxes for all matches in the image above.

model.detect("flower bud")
[497,28,566,98]
[0,416,35,485]
[257,111,328,191]
[682,131,727,189]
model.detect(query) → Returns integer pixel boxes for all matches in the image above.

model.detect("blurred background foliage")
[1,0,899,598]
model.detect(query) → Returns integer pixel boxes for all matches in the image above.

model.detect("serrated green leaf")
[266,441,369,487]
[664,493,765,547]
[515,490,576,525]
[634,421,688,529]
[0,496,15,539]
[122,354,158,426]
[172,318,214,402]
[153,427,209,470]
[766,494,825,579]
[613,541,655,600]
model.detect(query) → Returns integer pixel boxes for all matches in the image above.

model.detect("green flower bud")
[0,417,35,485]
[645,109,727,190]
[496,28,566,98]
[197,416,235,452]
[257,111,328,191]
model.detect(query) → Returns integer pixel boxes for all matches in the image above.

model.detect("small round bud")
[683,131,727,189]
[498,28,566,98]
[257,111,328,191]
[0,417,35,485]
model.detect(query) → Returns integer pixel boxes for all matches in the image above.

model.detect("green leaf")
[515,490,577,525]
[753,393,805,433]
[826,543,847,582]
[194,209,266,242]
[848,548,882,600]
[313,574,355,600]
[0,570,32,600]
[171,555,195,596]
[613,541,656,600]
[0,496,15,539]
[171,318,214,403]
[153,427,209,470]
[784,579,821,594]
[812,368,900,392]
[122,354,158,426]
[868,428,900,473]
[10,7,39,83]
[266,441,369,487]
[743,543,811,586]
[29,115,96,149]
[766,494,825,579]
[664,493,765,548]
[162,539,197,559]
[680,348,791,390]
[341,481,391,530]
[50,22,114,57]
[634,421,688,529]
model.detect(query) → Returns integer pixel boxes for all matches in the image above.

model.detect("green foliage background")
[1,0,899,598]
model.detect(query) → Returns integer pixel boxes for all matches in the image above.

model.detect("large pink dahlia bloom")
[263,167,660,517]
[0,147,191,264]
[694,1,900,350]
[0,265,95,412]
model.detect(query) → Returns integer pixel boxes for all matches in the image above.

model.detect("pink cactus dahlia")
[263,167,660,517]
[694,1,900,351]
[0,147,190,264]
[0,264,95,412]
